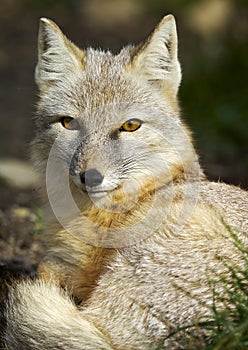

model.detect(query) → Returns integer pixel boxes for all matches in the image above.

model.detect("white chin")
[87,190,108,198]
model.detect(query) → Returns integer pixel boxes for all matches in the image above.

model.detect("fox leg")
[4,280,113,350]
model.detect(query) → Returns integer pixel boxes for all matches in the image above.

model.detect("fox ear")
[35,18,84,89]
[130,15,181,96]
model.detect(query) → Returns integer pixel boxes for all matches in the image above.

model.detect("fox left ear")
[130,15,181,96]
[35,18,84,90]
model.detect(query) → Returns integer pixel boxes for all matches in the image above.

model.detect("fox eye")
[60,116,80,130]
[120,119,142,132]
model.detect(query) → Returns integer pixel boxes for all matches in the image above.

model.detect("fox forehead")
[79,47,140,108]
[38,48,161,123]
[83,47,132,83]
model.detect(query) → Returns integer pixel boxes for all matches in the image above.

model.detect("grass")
[176,230,248,350]
[200,231,248,350]
[157,228,248,349]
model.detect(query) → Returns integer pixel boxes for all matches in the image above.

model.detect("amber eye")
[60,117,80,130]
[120,119,142,132]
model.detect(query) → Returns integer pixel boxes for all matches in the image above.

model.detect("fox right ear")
[35,18,84,90]
[129,15,181,97]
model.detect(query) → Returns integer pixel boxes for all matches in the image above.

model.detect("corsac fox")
[4,15,248,349]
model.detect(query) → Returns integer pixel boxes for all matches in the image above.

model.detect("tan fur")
[4,15,248,349]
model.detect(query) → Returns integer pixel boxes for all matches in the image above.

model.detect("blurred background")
[0,0,247,301]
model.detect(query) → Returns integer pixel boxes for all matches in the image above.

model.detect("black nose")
[80,168,104,188]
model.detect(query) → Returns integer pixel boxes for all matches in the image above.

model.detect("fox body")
[4,15,248,349]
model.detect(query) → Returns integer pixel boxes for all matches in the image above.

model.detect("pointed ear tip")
[39,17,58,30]
[40,17,51,25]
[39,17,51,30]
[161,14,176,25]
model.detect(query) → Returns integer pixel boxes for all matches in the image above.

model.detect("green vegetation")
[170,230,248,349]
[202,232,248,349]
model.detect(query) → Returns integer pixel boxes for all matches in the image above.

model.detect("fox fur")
[4,15,248,349]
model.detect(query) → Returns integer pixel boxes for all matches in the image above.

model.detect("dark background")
[0,0,247,304]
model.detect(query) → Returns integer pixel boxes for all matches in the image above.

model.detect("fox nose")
[80,168,104,188]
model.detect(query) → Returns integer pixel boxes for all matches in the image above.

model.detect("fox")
[4,14,248,350]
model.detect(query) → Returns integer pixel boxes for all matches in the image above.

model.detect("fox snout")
[80,168,104,188]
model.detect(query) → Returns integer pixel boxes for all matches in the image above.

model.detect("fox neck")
[42,168,204,300]
[43,158,205,240]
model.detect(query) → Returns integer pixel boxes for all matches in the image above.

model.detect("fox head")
[32,15,202,244]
